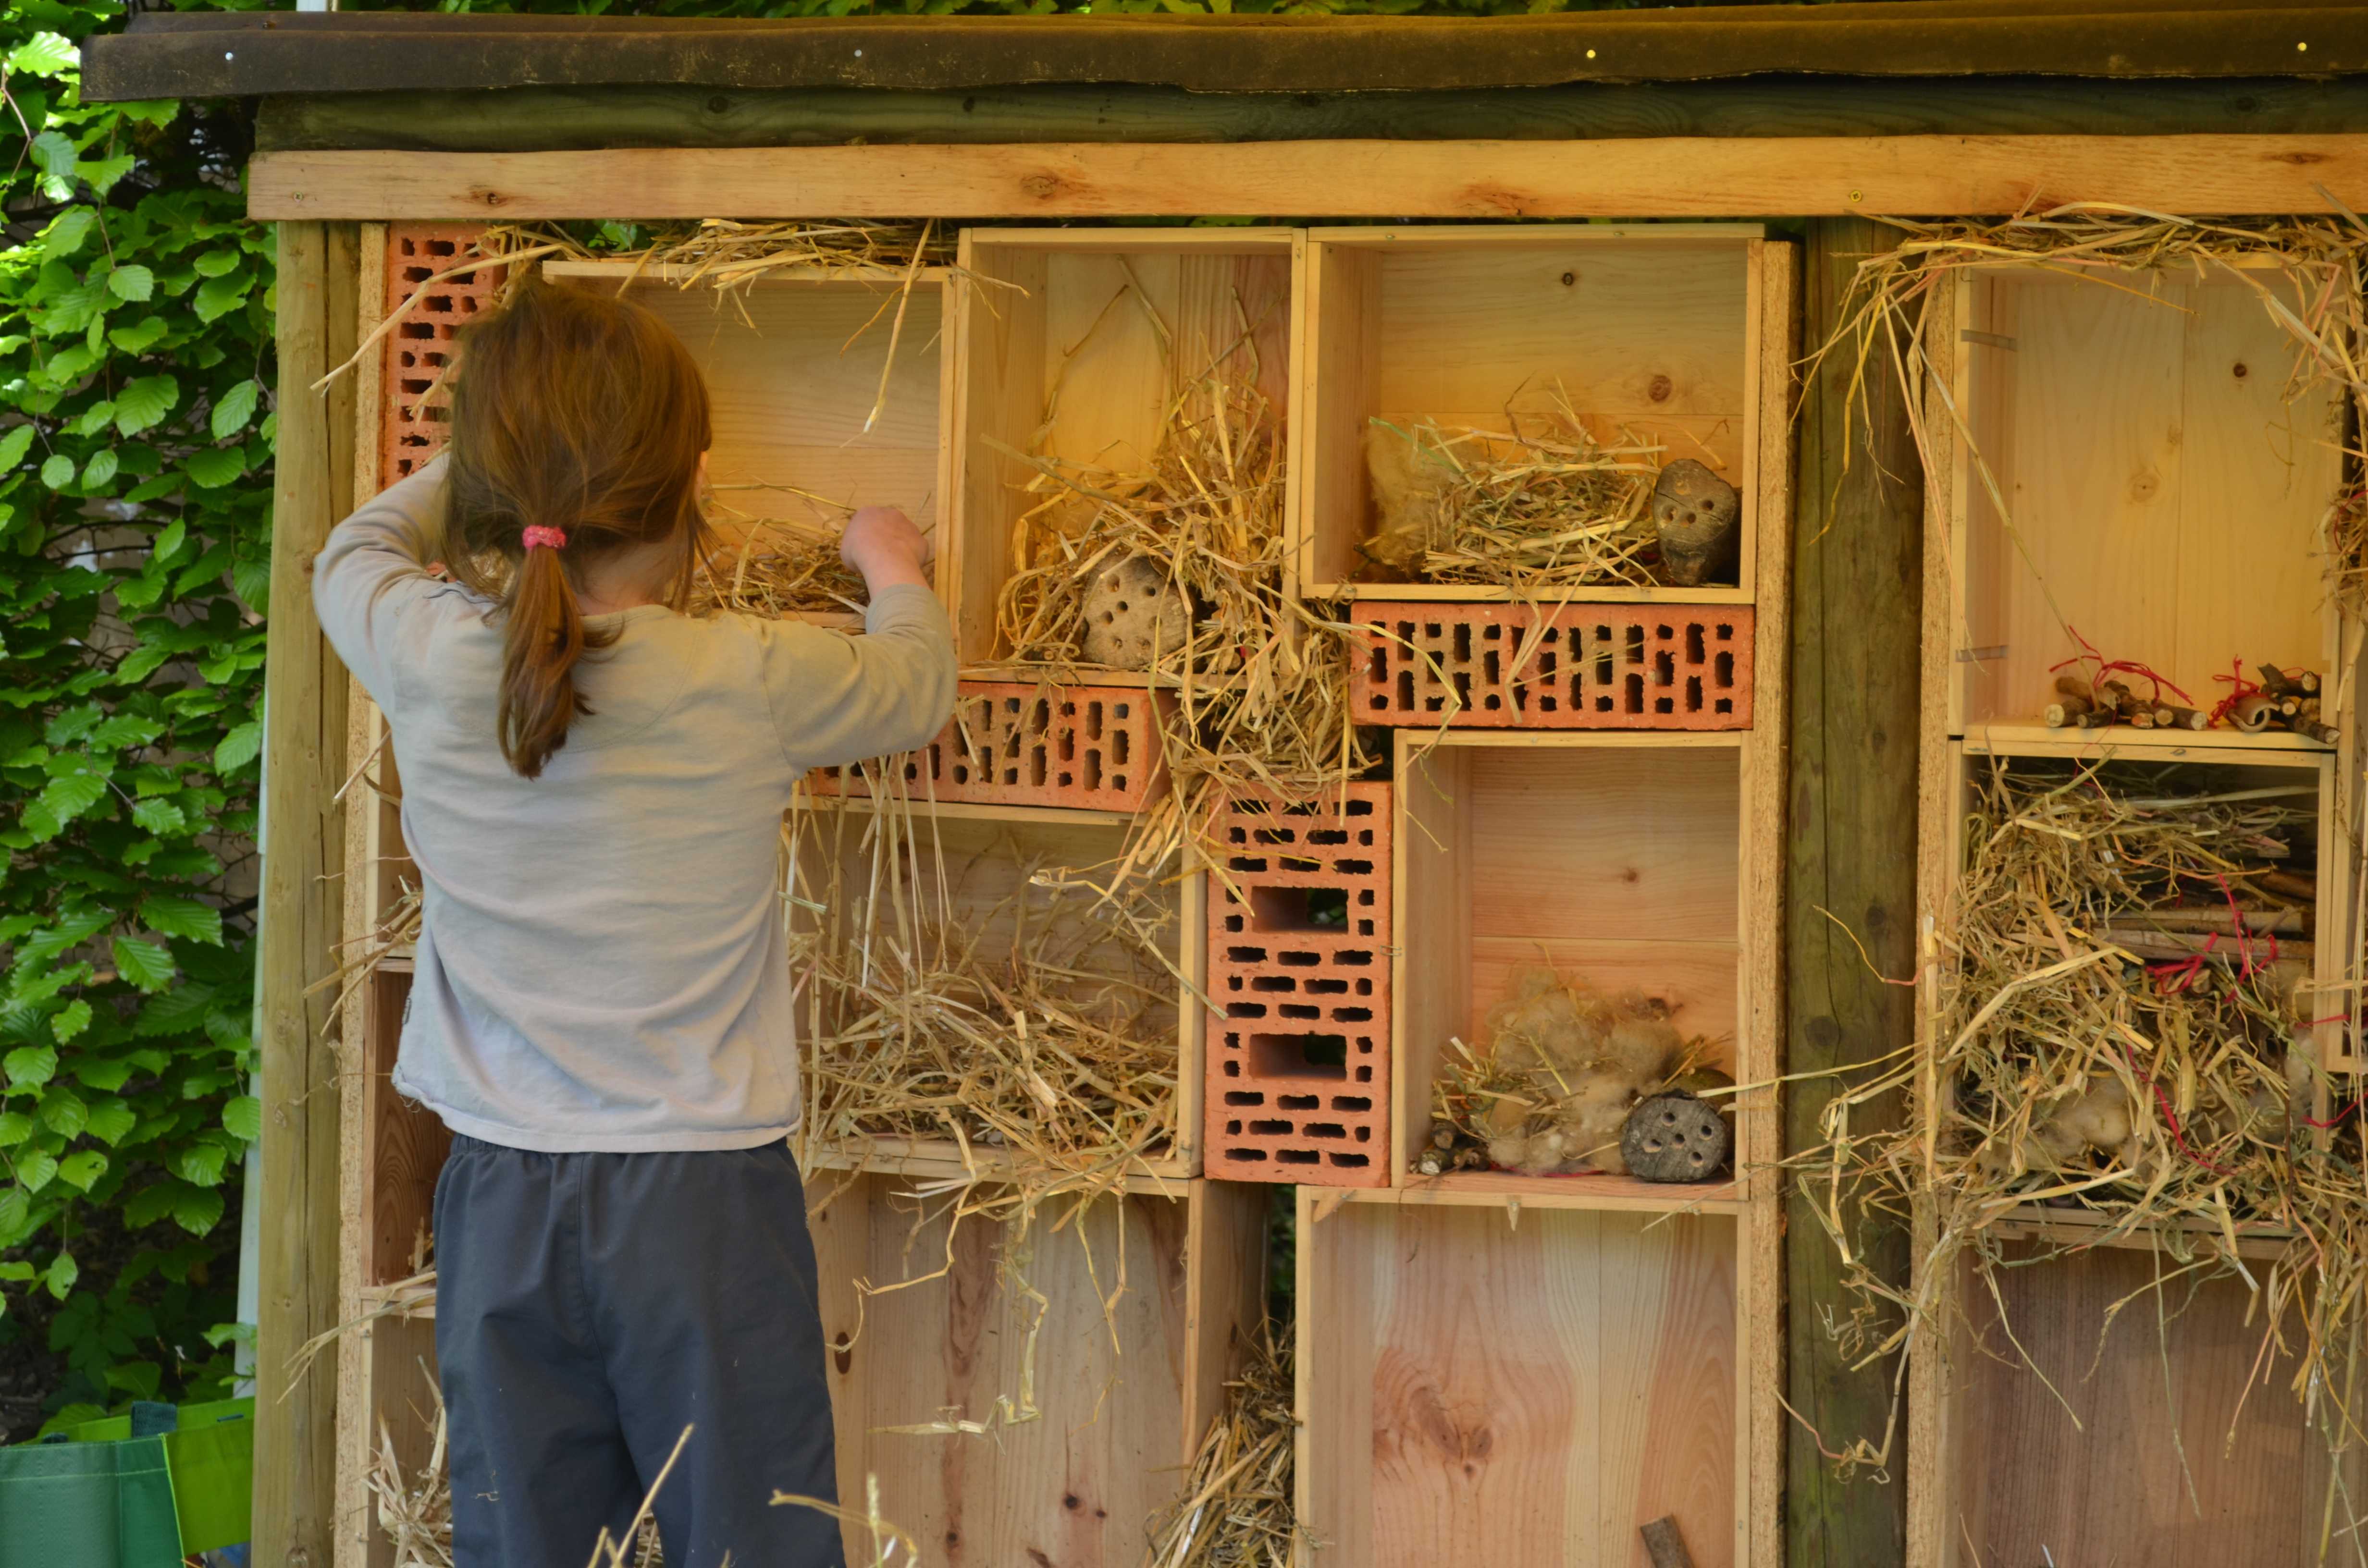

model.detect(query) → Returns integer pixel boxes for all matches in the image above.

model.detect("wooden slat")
[84,5,2368,103]
[1782,216,1921,1568]
[257,219,358,1568]
[251,135,2368,222]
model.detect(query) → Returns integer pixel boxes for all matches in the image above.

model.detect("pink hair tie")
[521,526,568,551]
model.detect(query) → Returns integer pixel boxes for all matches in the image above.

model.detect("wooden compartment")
[789,798,1206,1180]
[1942,261,2345,748]
[1296,1189,1747,1567]
[812,1171,1262,1568]
[1392,729,1776,1210]
[1916,1240,2326,1568]
[1294,226,1779,603]
[945,228,1295,670]
[544,257,950,627]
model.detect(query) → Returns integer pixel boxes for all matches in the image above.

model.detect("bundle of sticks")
[2043,663,2332,742]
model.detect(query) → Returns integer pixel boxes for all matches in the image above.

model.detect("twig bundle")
[1363,408,1666,589]
[1802,758,2368,1475]
[687,517,870,620]
[1144,1323,1308,1568]
[368,1386,454,1568]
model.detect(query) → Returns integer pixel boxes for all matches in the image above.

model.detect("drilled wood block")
[812,680,1172,813]
[1353,600,1755,730]
[1205,783,1391,1186]
[381,224,501,486]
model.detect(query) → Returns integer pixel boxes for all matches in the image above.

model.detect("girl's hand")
[840,506,930,593]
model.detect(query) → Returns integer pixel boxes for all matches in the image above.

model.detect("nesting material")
[988,281,1374,884]
[1420,966,1713,1178]
[1144,1323,1307,1568]
[787,793,1183,1209]
[1801,756,2367,1473]
[687,517,873,621]
[1360,410,1668,590]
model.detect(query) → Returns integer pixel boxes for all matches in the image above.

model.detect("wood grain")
[257,219,358,1568]
[249,136,2368,222]
[1302,1198,1738,1567]
[1950,1247,2310,1566]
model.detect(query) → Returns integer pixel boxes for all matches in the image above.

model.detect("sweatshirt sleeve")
[312,456,449,708]
[757,582,959,772]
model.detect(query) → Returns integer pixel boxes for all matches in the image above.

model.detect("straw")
[1144,1322,1308,1568]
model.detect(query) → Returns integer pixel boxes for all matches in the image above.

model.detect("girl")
[313,279,953,1568]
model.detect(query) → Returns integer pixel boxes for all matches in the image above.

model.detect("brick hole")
[1398,671,1416,710]
[1306,829,1349,846]
[1226,1119,1243,1135]
[1331,1095,1372,1112]
[1227,1003,1268,1018]
[1246,1032,1349,1080]
[1085,703,1104,741]
[1717,650,1735,686]
[1305,1124,1348,1140]
[1332,1006,1373,1024]
[1306,978,1349,995]
[1326,1152,1372,1168]
[1625,673,1645,713]
[1227,945,1269,963]
[1655,650,1676,687]
[1687,623,1706,664]
[1281,1004,1322,1020]
[1624,625,1646,665]
[1249,1120,1295,1136]
[1083,749,1102,792]
[1279,1094,1321,1110]
[1230,1148,1272,1163]
[1248,885,1351,933]
[1686,676,1704,712]
[1224,1091,1264,1107]
[1277,952,1322,968]
[1355,979,1373,995]
[1278,1150,1321,1165]
[1221,1059,1241,1077]
[1250,978,1292,994]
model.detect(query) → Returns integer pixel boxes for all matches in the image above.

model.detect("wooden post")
[254,220,358,1568]
[1782,216,1920,1568]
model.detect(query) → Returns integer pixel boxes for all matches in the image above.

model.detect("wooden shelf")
[1367,1169,1745,1213]
[1961,721,2331,759]
[802,1137,1192,1194]
[545,258,953,286]
[1989,1200,2291,1262]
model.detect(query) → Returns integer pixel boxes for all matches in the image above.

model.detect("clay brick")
[1204,783,1391,1186]
[813,681,1170,814]
[1352,600,1755,730]
[380,225,503,487]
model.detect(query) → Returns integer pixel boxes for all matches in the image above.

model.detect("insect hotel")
[84,6,2368,1566]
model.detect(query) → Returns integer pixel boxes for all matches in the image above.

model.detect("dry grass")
[1144,1323,1307,1568]
[1801,757,2366,1479]
[1362,404,1667,590]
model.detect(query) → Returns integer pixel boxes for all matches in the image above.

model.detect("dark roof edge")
[83,5,2368,103]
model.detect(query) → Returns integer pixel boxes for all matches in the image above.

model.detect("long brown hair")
[440,278,713,778]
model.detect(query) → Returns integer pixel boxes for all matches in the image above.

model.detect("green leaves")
[5,1046,58,1090]
[220,1095,260,1142]
[10,31,77,76]
[111,937,174,993]
[138,894,223,946]
[112,376,178,437]
[106,266,155,304]
[211,720,261,773]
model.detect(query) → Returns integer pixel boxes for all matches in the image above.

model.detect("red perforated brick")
[1353,600,1755,730]
[813,681,1171,813]
[380,225,504,486]
[1204,784,1391,1186]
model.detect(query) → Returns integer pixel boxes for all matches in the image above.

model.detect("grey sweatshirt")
[312,458,956,1151]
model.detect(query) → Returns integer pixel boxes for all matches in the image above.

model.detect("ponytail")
[435,277,714,780]
[497,535,602,779]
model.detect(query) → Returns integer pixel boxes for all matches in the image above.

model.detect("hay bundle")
[1144,1323,1306,1568]
[1362,407,1666,589]
[788,792,1184,1203]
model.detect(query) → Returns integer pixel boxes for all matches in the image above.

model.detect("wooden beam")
[251,76,2368,156]
[254,220,357,1568]
[81,4,2368,103]
[1781,216,1921,1568]
[248,135,2368,221]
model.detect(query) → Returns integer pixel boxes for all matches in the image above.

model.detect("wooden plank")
[1741,236,1797,1568]
[246,77,2368,157]
[86,6,2368,103]
[257,219,358,1568]
[249,135,2368,222]
[1391,736,1470,1193]
[1783,217,1921,1568]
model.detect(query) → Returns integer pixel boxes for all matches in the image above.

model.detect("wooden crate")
[1390,729,1779,1211]
[1292,226,1784,604]
[812,1171,1263,1568]
[944,227,1296,671]
[1940,260,2345,747]
[1295,1188,1749,1567]
[1907,260,2364,1566]
[789,797,1206,1181]
[543,257,950,630]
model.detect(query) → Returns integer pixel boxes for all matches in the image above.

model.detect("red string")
[2050,624,2195,708]
[2208,656,2264,729]
[2302,1093,2364,1130]
[2120,1041,2238,1175]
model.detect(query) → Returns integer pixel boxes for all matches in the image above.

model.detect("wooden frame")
[787,795,1208,1183]
[250,135,2368,222]
[545,257,953,631]
[1291,223,1767,603]
[811,1169,1262,1567]
[1905,255,2363,1566]
[944,225,1295,674]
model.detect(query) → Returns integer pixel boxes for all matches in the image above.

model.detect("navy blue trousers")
[432,1135,847,1568]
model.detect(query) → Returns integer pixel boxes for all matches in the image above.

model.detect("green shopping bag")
[0,1433,183,1568]
[2,1396,255,1565]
